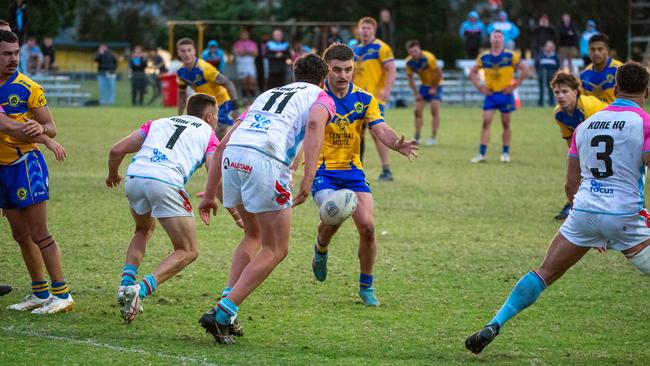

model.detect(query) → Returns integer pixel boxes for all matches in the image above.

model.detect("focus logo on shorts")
[590,179,614,195]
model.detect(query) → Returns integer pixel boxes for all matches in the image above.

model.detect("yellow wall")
[55,48,129,73]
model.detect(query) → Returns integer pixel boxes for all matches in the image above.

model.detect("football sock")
[382,165,391,174]
[220,286,232,300]
[359,273,373,289]
[502,145,510,154]
[50,281,70,299]
[489,271,547,328]
[315,237,328,254]
[414,132,421,140]
[137,274,157,299]
[479,144,487,156]
[215,297,238,325]
[31,280,49,299]
[121,264,138,286]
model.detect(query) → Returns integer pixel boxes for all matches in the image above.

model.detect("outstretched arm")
[369,123,418,161]
[106,131,145,187]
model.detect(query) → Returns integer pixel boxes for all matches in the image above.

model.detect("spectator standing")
[147,49,166,105]
[579,20,599,67]
[201,39,225,72]
[129,45,147,106]
[459,10,485,59]
[41,37,56,72]
[8,0,27,41]
[534,40,560,106]
[291,41,310,62]
[532,14,555,56]
[265,29,291,89]
[376,9,396,51]
[255,33,270,91]
[233,29,258,104]
[19,37,41,75]
[487,10,520,50]
[557,13,579,72]
[95,43,117,106]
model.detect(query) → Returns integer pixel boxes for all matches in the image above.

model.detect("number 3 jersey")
[568,99,650,215]
[227,82,335,166]
[126,115,219,188]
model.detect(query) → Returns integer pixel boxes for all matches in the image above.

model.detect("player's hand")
[502,85,514,94]
[479,85,492,96]
[428,87,438,96]
[44,138,67,162]
[595,247,607,253]
[415,94,424,102]
[22,119,44,137]
[105,173,122,188]
[394,135,419,161]
[226,207,244,229]
[292,180,311,208]
[199,196,219,225]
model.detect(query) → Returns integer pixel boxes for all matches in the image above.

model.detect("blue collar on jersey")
[611,98,640,108]
[0,71,19,88]
[325,79,353,99]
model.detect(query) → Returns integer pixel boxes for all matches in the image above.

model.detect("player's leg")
[146,216,199,285]
[465,232,589,354]
[413,99,424,145]
[428,99,441,145]
[312,188,340,282]
[471,109,495,163]
[223,204,261,298]
[352,192,379,306]
[500,111,512,162]
[625,239,650,274]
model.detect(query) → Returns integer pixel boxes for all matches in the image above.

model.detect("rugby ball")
[319,189,358,225]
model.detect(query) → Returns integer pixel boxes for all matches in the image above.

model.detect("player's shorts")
[559,209,650,251]
[311,168,371,195]
[0,150,49,210]
[483,92,516,113]
[218,100,234,126]
[236,57,257,78]
[419,85,443,102]
[222,145,292,213]
[125,176,193,218]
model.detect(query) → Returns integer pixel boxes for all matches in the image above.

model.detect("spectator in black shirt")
[377,8,396,52]
[265,29,291,89]
[532,14,555,56]
[534,40,560,107]
[557,13,579,72]
[95,43,118,105]
[41,37,56,72]
[129,45,147,106]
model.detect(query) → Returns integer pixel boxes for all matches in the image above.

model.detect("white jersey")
[569,99,650,215]
[127,115,219,188]
[228,81,335,165]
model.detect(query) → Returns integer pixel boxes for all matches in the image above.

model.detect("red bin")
[160,73,178,107]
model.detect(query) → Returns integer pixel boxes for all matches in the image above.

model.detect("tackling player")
[580,34,622,104]
[197,54,335,344]
[465,62,650,354]
[0,30,74,314]
[469,30,528,163]
[551,72,607,220]
[405,40,443,146]
[310,44,418,306]
[107,93,220,323]
[353,17,397,181]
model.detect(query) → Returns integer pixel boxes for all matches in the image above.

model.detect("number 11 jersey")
[569,98,650,215]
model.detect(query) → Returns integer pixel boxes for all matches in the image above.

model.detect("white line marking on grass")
[1,326,219,366]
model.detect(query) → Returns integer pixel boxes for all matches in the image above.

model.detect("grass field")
[1,104,649,365]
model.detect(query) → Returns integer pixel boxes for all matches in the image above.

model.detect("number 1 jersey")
[228,82,335,166]
[127,115,219,188]
[569,99,650,215]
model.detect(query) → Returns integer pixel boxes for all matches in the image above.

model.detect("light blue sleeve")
[459,21,468,39]
[509,22,520,40]
[486,23,494,36]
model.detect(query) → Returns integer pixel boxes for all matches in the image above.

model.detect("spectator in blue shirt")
[459,10,485,59]
[579,20,599,67]
[201,39,226,72]
[534,40,560,106]
[487,10,520,50]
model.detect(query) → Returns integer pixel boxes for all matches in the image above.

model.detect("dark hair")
[491,30,504,36]
[588,33,609,47]
[0,30,18,44]
[293,53,328,85]
[323,43,354,63]
[550,71,581,91]
[176,37,195,48]
[186,93,217,118]
[0,19,9,27]
[405,40,420,49]
[358,17,377,28]
[616,61,649,94]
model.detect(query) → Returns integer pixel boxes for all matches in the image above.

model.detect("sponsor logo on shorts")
[229,161,253,173]
[274,180,291,205]
[590,179,614,196]
[150,148,169,164]
[16,187,27,201]
[250,114,271,130]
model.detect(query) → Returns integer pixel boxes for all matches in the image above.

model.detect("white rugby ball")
[319,189,358,225]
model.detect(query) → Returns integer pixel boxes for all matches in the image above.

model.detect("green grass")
[1,105,650,365]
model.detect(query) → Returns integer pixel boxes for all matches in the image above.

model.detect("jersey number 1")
[590,135,613,178]
[262,91,296,114]
[166,124,187,149]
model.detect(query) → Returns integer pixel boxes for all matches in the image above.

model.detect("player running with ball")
[309,44,418,306]
[465,62,650,354]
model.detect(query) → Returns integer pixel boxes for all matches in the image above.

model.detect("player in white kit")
[197,54,335,344]
[465,62,650,354]
[106,93,220,323]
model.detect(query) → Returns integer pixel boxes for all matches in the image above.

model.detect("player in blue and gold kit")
[580,34,622,104]
[405,40,443,146]
[310,44,418,306]
[469,30,528,163]
[0,30,74,314]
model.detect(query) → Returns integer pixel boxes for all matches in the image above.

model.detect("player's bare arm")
[370,123,419,161]
[379,61,396,102]
[293,104,329,207]
[24,105,57,138]
[431,67,442,92]
[503,61,529,94]
[106,131,145,187]
[564,156,581,205]
[469,64,490,95]
[0,114,66,161]
[215,73,239,108]
[406,73,421,101]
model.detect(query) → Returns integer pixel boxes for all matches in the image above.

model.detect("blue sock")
[137,274,157,299]
[31,280,49,299]
[489,271,547,327]
[215,297,238,325]
[359,273,373,289]
[121,264,138,286]
[479,144,487,156]
[50,281,70,299]
[220,286,232,300]
[502,145,510,154]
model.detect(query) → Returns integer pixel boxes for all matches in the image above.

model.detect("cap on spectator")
[207,40,218,47]
[469,10,479,19]
[587,19,596,27]
[498,10,508,20]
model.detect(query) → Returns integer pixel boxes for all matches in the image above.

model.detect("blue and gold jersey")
[353,39,394,104]
[554,94,607,139]
[0,71,48,165]
[405,50,443,87]
[319,81,384,170]
[176,58,230,104]
[475,49,520,92]
[580,58,623,104]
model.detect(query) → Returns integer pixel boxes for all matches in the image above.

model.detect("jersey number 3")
[590,135,614,178]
